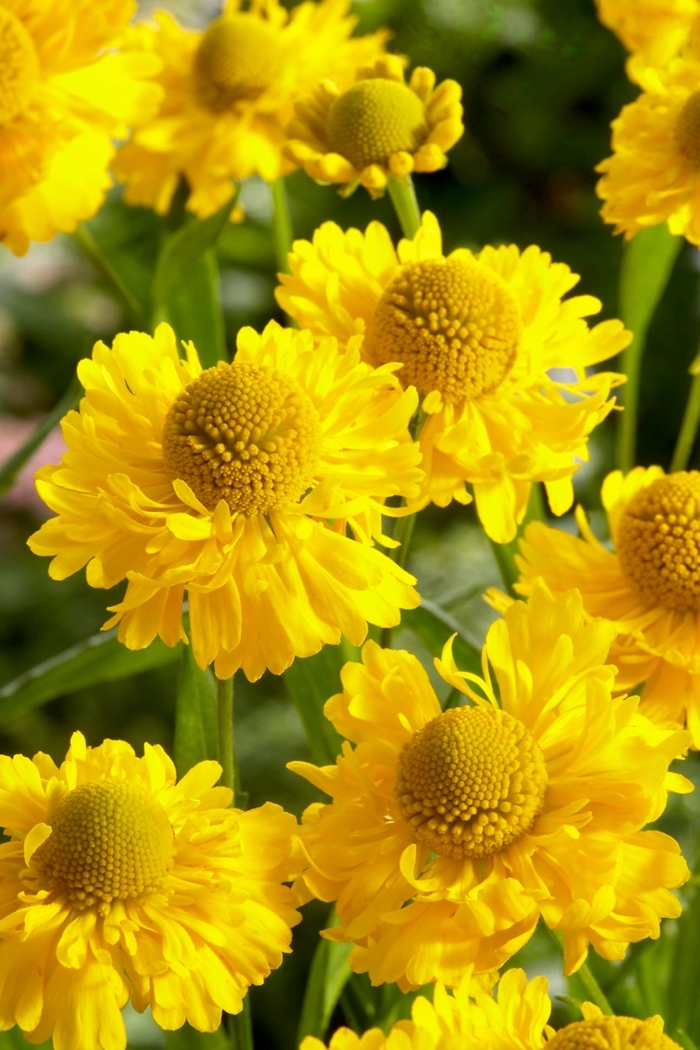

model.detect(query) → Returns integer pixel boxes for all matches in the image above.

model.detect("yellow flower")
[284,55,463,197]
[113,0,388,218]
[0,0,162,255]
[0,731,302,1050]
[290,586,691,988]
[301,969,683,1050]
[595,0,700,82]
[595,51,700,244]
[27,322,422,682]
[276,213,629,543]
[511,467,700,748]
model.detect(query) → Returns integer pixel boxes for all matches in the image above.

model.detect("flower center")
[0,8,40,125]
[162,362,321,516]
[396,706,547,860]
[546,1016,681,1050]
[192,14,283,112]
[617,472,700,611]
[675,90,700,168]
[33,780,173,911]
[364,257,521,402]
[327,78,428,170]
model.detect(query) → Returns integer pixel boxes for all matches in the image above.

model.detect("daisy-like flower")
[512,467,700,747]
[0,731,302,1050]
[596,50,700,244]
[0,0,162,255]
[302,968,683,1050]
[595,0,700,82]
[290,586,691,989]
[112,0,388,218]
[276,213,629,543]
[284,55,463,198]
[27,322,422,682]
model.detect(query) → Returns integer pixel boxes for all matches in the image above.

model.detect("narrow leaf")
[667,883,700,1043]
[619,223,681,339]
[401,599,482,675]
[166,1024,231,1050]
[0,375,80,498]
[152,189,240,303]
[297,910,353,1042]
[284,647,347,766]
[161,249,227,368]
[0,631,181,723]
[173,646,218,776]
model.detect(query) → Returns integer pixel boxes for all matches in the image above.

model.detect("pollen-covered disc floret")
[396,706,547,859]
[365,256,521,401]
[193,15,282,112]
[327,78,428,170]
[547,1016,681,1050]
[34,780,173,912]
[617,471,700,611]
[0,8,39,124]
[675,90,700,167]
[162,361,321,516]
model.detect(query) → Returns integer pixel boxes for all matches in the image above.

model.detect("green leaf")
[166,1023,231,1050]
[666,883,700,1043]
[0,631,181,723]
[0,1031,50,1050]
[152,190,240,304]
[160,249,227,368]
[0,375,80,498]
[401,598,482,676]
[173,646,218,777]
[297,909,353,1042]
[675,1031,700,1050]
[284,646,352,766]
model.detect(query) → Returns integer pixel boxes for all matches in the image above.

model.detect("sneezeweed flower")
[27,322,422,681]
[595,0,700,81]
[0,731,302,1050]
[513,467,700,747]
[290,587,691,988]
[276,213,629,543]
[113,0,388,218]
[301,968,684,1050]
[284,55,463,197]
[596,50,700,244]
[0,0,162,255]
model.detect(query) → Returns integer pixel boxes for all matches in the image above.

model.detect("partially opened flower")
[0,0,161,255]
[0,731,302,1050]
[113,0,388,218]
[512,467,700,747]
[27,322,422,681]
[290,587,690,988]
[595,0,699,82]
[285,55,463,197]
[276,213,628,542]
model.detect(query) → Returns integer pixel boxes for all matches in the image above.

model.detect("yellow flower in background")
[0,731,302,1050]
[512,467,700,748]
[596,51,700,244]
[290,587,690,988]
[113,0,388,218]
[27,322,422,682]
[595,0,700,82]
[276,213,629,543]
[285,55,463,197]
[0,0,162,255]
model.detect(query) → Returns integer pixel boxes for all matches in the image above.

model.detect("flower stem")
[387,176,422,239]
[271,177,294,273]
[229,1002,254,1050]
[671,356,700,472]
[545,925,613,1016]
[74,224,147,325]
[217,676,235,794]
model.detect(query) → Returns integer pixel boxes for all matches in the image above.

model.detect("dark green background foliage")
[1,1,700,1047]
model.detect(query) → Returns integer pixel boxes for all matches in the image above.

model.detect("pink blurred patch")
[0,417,66,518]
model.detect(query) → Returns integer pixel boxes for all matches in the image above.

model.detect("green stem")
[489,535,518,596]
[387,176,421,239]
[217,676,235,794]
[671,362,700,472]
[380,511,418,648]
[270,177,294,273]
[229,1002,254,1050]
[545,925,613,1016]
[74,224,146,324]
[0,374,81,498]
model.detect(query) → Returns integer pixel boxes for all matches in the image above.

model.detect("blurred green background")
[1,0,700,1047]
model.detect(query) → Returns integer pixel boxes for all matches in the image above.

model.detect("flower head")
[290,587,691,988]
[285,55,463,197]
[595,0,700,82]
[276,213,629,542]
[0,731,302,1050]
[512,467,700,747]
[0,0,162,255]
[27,322,422,681]
[113,0,388,217]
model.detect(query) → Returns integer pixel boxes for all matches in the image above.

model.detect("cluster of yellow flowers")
[1,0,699,1048]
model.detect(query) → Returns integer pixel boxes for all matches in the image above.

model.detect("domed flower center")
[675,90,700,168]
[617,472,700,611]
[33,780,173,912]
[0,8,40,125]
[396,706,547,859]
[162,362,321,516]
[193,15,283,112]
[364,257,521,402]
[327,78,428,170]
[546,1016,681,1050]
